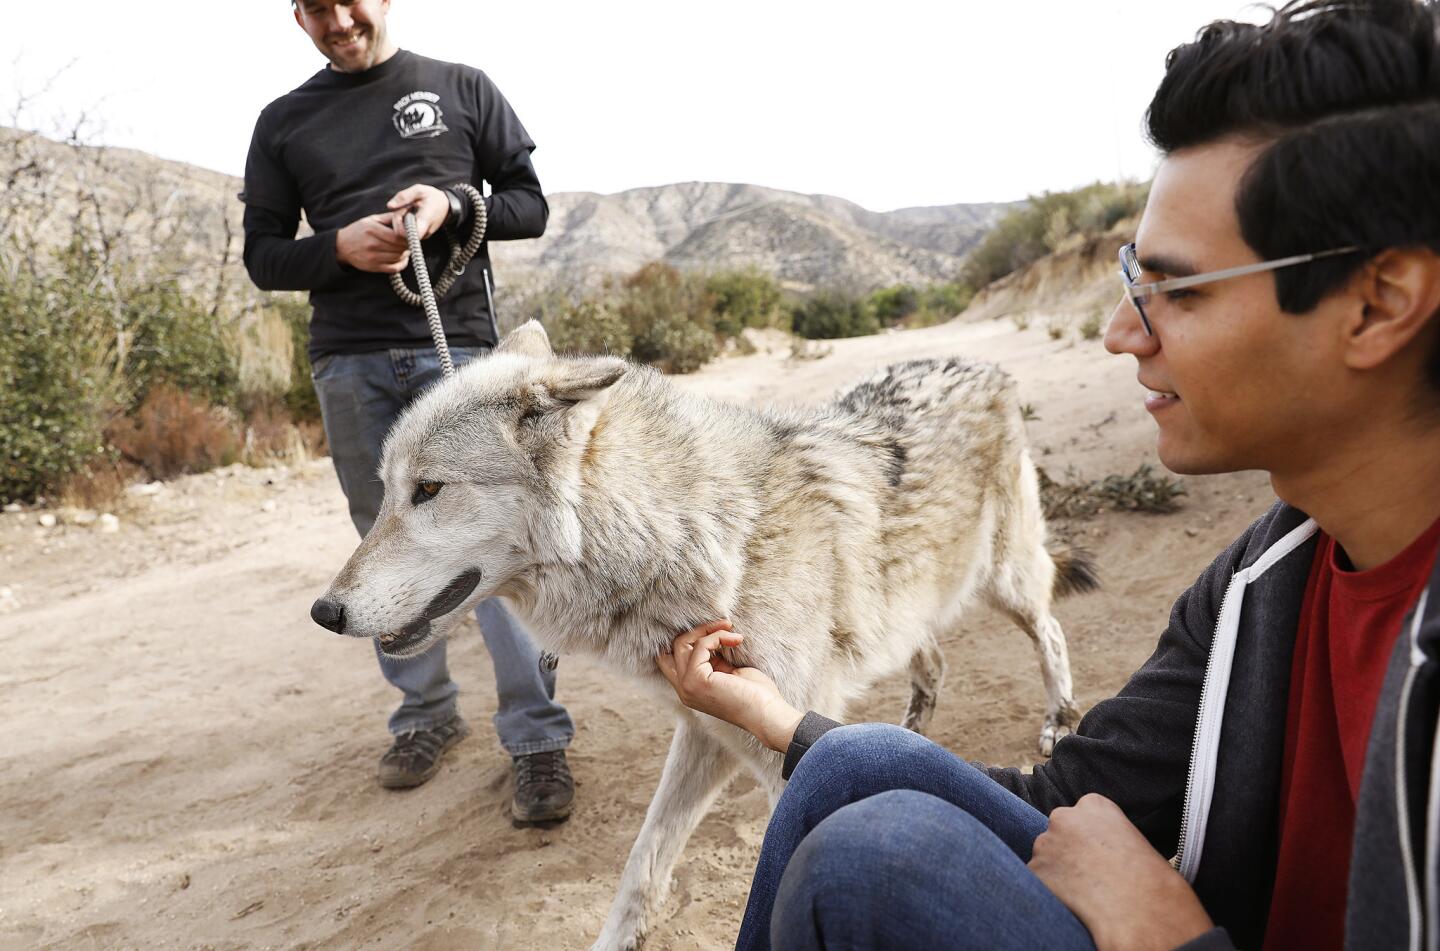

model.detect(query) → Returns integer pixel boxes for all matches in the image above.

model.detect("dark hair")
[1145,0,1440,385]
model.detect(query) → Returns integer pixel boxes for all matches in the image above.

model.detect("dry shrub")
[240,399,314,466]
[1095,465,1188,513]
[108,384,241,479]
[296,419,328,457]
[1038,466,1103,520]
[58,457,145,512]
[786,338,833,363]
[1038,464,1186,520]
[235,306,295,400]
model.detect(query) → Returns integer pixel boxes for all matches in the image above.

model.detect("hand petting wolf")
[657,621,804,754]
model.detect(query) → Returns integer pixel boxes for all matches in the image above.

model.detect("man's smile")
[1139,378,1180,413]
[329,28,367,52]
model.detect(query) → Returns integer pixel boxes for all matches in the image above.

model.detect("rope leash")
[391,182,487,380]
[391,186,560,674]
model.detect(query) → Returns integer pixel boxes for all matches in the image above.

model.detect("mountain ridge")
[1,127,1009,294]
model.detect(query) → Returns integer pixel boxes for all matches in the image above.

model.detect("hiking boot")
[377,716,471,789]
[511,749,575,824]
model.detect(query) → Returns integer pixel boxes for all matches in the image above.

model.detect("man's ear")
[497,320,554,359]
[1344,247,1440,372]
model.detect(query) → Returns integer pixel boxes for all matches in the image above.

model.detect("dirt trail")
[0,318,1271,949]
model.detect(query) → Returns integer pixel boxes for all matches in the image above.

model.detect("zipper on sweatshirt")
[1174,572,1243,881]
[1172,518,1318,882]
[1400,587,1429,951]
[1172,574,1235,874]
[1169,576,1238,870]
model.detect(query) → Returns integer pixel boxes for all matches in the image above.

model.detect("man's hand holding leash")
[336,212,411,273]
[335,184,453,273]
[658,621,804,754]
[386,184,451,240]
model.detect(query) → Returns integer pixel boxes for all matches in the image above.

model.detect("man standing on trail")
[240,0,576,825]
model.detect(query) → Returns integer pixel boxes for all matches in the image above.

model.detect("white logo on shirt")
[392,91,448,139]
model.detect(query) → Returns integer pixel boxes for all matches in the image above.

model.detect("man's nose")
[311,598,346,634]
[328,8,354,32]
[1103,296,1158,357]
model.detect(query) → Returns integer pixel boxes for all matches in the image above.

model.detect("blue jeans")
[737,724,1095,951]
[311,345,574,754]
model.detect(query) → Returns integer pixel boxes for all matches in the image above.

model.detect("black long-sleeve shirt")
[241,49,547,358]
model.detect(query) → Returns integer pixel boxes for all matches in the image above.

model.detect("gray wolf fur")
[315,321,1097,950]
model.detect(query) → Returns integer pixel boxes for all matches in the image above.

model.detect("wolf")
[311,320,1097,950]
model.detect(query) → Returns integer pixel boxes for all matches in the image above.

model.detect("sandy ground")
[0,317,1273,950]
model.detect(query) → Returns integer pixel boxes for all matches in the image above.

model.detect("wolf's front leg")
[590,713,740,951]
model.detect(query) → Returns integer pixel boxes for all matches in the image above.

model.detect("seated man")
[659,0,1440,947]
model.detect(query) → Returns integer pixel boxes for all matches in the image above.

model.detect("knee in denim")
[802,721,937,774]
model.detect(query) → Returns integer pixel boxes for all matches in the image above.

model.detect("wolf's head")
[310,321,628,657]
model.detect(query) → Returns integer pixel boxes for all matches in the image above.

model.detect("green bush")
[619,264,718,372]
[863,281,976,330]
[920,281,975,319]
[125,279,238,408]
[273,296,322,423]
[547,298,634,357]
[790,291,880,339]
[964,181,1149,289]
[632,315,716,374]
[963,209,1054,290]
[706,269,784,337]
[867,284,920,326]
[0,236,245,502]
[0,253,126,502]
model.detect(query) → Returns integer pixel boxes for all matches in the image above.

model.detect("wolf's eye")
[412,481,444,504]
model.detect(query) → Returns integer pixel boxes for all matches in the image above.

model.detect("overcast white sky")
[3,1,1266,211]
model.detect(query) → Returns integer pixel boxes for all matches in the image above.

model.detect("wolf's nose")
[311,598,346,634]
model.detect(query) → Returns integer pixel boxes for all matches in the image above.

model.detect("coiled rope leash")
[390,182,487,380]
[390,184,560,674]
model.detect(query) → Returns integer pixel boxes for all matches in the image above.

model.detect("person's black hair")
[1145,0,1440,385]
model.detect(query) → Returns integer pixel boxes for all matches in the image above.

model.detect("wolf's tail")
[1049,544,1101,599]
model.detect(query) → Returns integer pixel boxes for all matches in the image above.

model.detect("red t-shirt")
[1263,517,1440,950]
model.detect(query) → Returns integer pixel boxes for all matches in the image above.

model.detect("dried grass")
[108,384,241,480]
[235,306,294,400]
[1039,464,1187,520]
[57,457,145,512]
[240,400,315,467]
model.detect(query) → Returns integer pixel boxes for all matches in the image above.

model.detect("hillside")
[1,128,1008,295]
[0,127,243,302]
[963,224,1138,327]
[488,181,1009,291]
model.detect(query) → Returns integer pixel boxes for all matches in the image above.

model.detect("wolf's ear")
[544,357,627,403]
[497,320,553,359]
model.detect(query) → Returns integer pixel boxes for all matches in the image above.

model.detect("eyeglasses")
[1118,242,1362,335]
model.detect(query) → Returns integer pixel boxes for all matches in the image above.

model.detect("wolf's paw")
[1038,718,1073,757]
